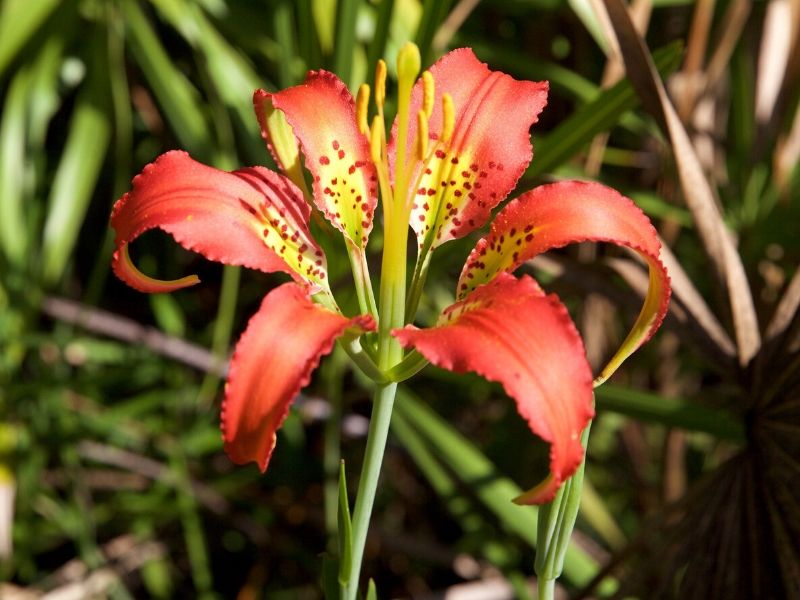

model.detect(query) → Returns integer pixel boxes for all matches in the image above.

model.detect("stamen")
[416,110,428,160]
[441,93,455,144]
[369,115,384,164]
[356,84,370,136]
[394,43,421,209]
[374,59,387,116]
[422,71,434,118]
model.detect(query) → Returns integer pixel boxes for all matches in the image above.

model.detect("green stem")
[346,241,379,319]
[344,382,398,599]
[405,249,432,323]
[537,577,555,600]
[534,419,593,599]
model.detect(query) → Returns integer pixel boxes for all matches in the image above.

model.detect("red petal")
[268,71,378,247]
[110,151,328,293]
[222,283,376,471]
[391,48,548,249]
[459,180,671,382]
[393,273,594,504]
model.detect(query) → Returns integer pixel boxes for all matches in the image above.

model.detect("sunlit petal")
[110,151,328,293]
[222,283,376,470]
[459,180,670,383]
[393,273,594,504]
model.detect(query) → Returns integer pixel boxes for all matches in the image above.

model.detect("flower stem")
[344,381,398,600]
[534,419,593,600]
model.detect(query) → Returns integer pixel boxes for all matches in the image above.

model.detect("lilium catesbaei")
[110,46,670,504]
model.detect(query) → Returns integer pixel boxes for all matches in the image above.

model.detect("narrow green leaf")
[365,579,378,600]
[527,41,683,179]
[41,29,112,285]
[0,0,60,77]
[595,384,745,441]
[366,0,394,71]
[121,0,211,158]
[150,0,266,162]
[337,460,353,586]
[0,64,31,266]
[273,0,298,88]
[568,0,610,55]
[321,554,340,600]
[394,390,610,590]
[296,0,321,68]
[414,0,453,66]
[332,0,360,87]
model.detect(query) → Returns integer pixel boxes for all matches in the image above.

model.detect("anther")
[374,59,387,113]
[416,110,428,160]
[369,116,384,164]
[356,84,370,136]
[441,93,455,144]
[422,71,434,118]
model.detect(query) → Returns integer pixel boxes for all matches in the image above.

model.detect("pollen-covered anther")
[416,109,429,160]
[374,59,387,114]
[422,71,435,118]
[356,84,370,135]
[441,93,455,144]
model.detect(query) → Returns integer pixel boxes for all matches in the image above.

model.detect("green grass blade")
[595,384,745,441]
[414,0,453,66]
[394,389,609,589]
[121,0,211,159]
[527,41,683,179]
[337,461,353,586]
[332,0,360,87]
[0,65,31,266]
[0,0,60,77]
[366,0,394,71]
[150,0,266,162]
[273,0,298,88]
[41,29,112,285]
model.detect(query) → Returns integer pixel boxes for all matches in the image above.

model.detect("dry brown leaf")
[600,0,761,365]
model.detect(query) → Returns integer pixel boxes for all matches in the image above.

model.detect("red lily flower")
[110,47,669,503]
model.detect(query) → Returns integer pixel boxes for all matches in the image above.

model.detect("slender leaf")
[337,461,353,586]
[122,0,211,159]
[414,0,453,65]
[0,64,31,266]
[332,0,359,87]
[366,0,395,70]
[394,389,613,590]
[0,0,60,77]
[527,41,683,179]
[595,384,745,441]
[41,29,112,284]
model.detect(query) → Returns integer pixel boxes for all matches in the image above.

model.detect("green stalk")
[344,42,420,599]
[405,250,432,323]
[535,419,593,599]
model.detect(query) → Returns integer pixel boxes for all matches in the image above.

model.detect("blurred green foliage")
[0,0,797,598]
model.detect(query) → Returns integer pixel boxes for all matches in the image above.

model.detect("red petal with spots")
[459,180,671,383]
[268,71,378,247]
[221,283,376,471]
[110,151,328,293]
[391,48,548,249]
[393,273,593,504]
